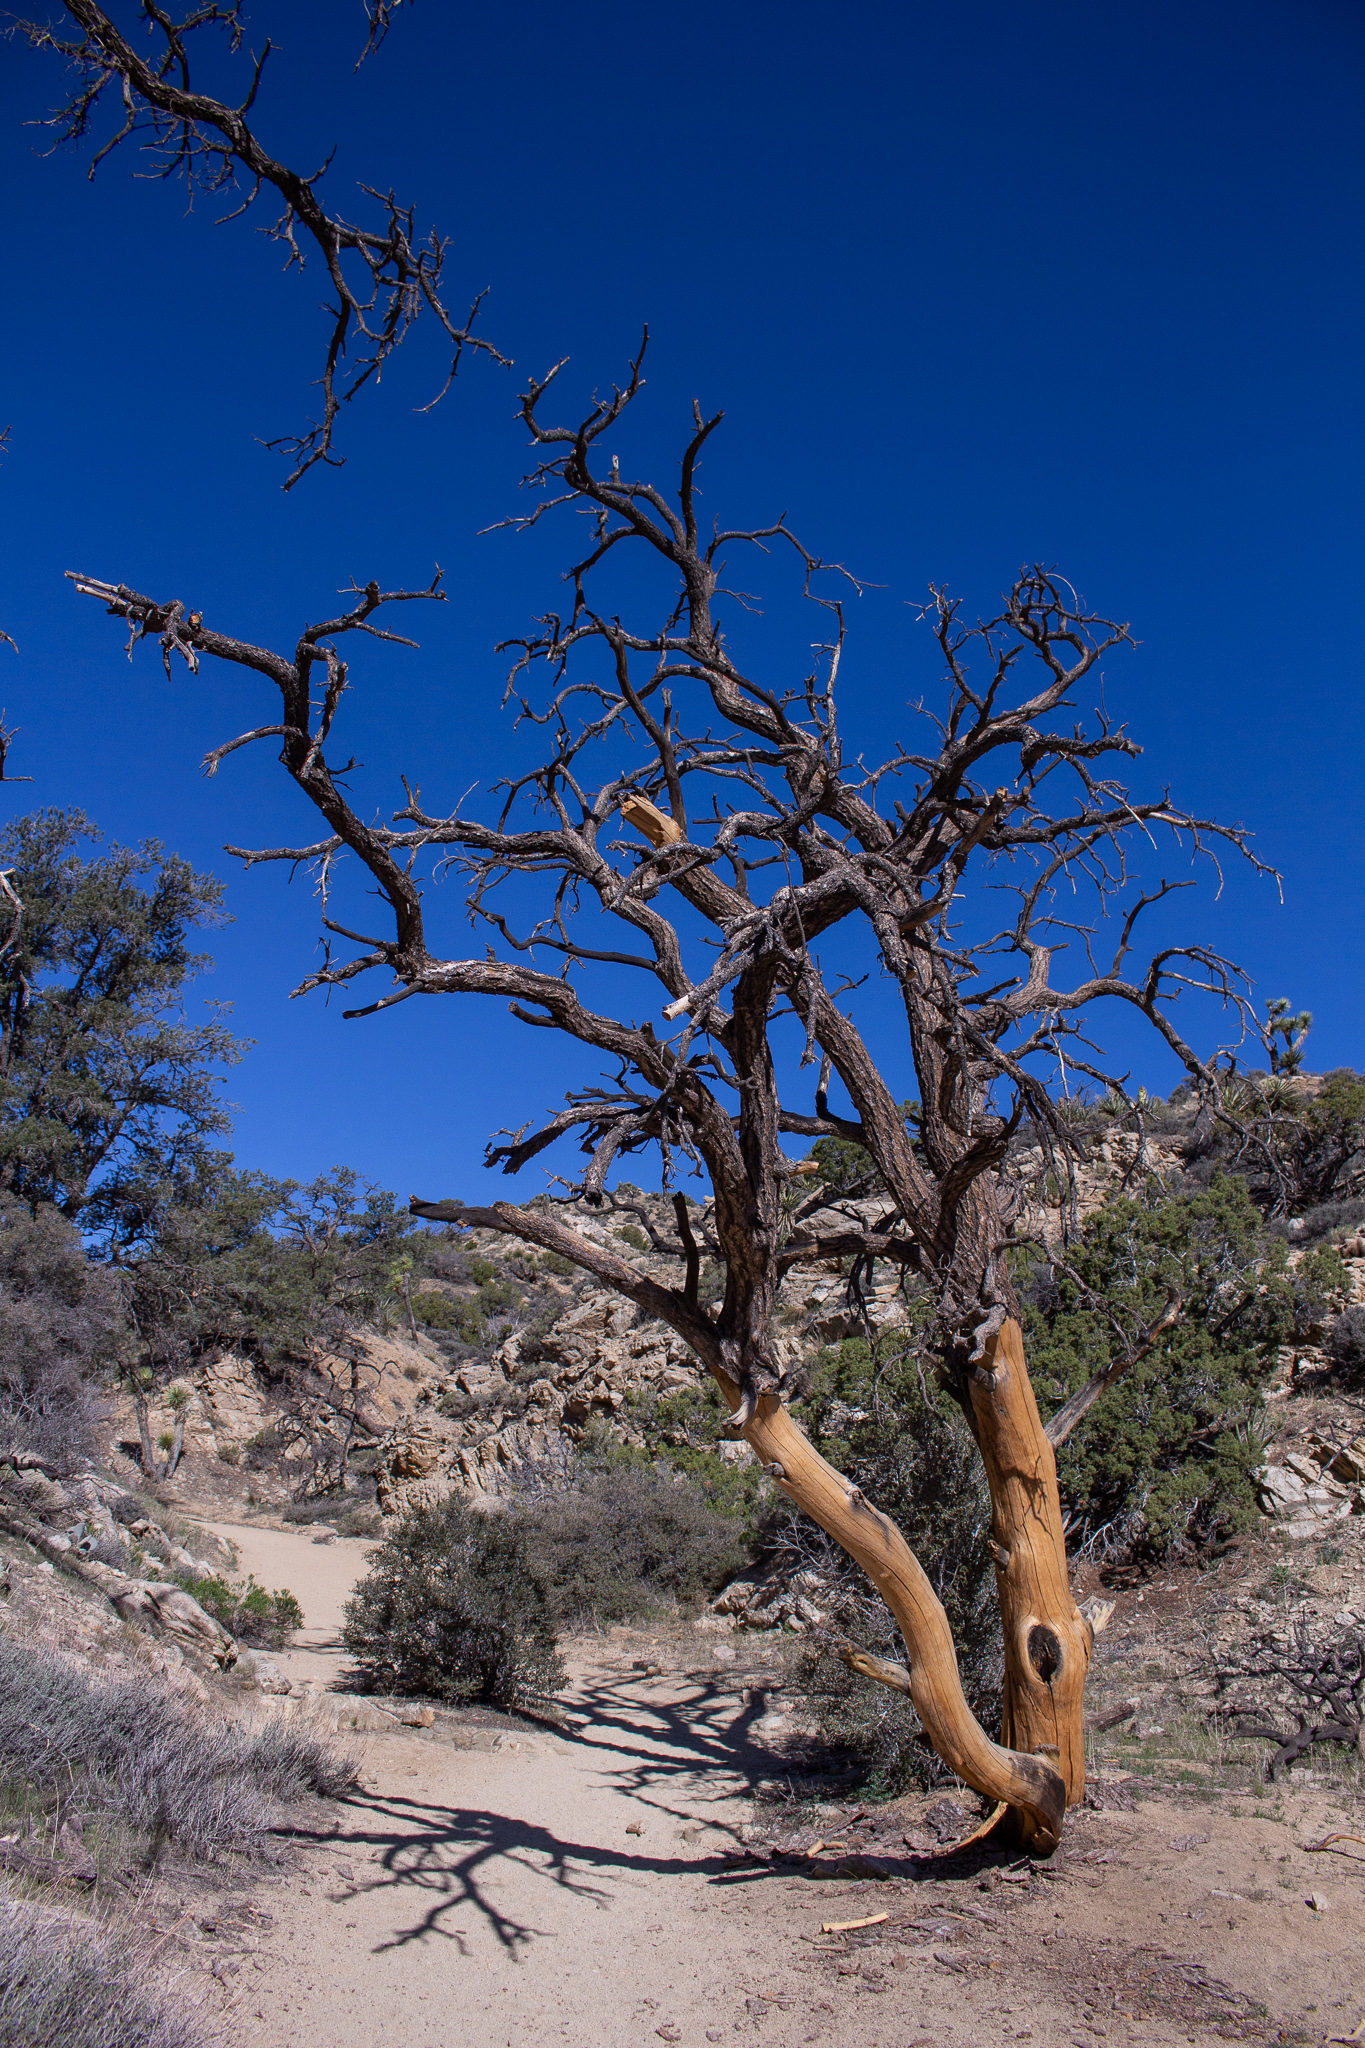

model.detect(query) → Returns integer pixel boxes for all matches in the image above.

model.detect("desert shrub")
[0,1637,353,1858]
[778,1332,999,1795]
[0,1197,122,1472]
[1182,1068,1365,1218]
[342,1494,564,1708]
[174,1573,302,1648]
[1327,1306,1365,1380]
[597,1382,771,1530]
[1024,1173,1335,1556]
[476,1277,519,1316]
[1268,1196,1365,1246]
[617,1224,649,1252]
[227,1718,357,1803]
[794,1647,928,1798]
[281,1491,379,1537]
[0,1903,201,2048]
[513,1465,746,1626]
[412,1288,462,1330]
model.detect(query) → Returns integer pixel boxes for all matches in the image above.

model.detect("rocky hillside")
[105,1075,1365,1551]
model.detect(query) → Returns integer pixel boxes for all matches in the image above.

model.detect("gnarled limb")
[966,1317,1092,1815]
[20,2,506,485]
[1045,1293,1182,1448]
[735,1380,1067,1850]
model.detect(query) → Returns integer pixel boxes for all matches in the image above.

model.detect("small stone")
[655,2027,682,2042]
[1306,1892,1330,1912]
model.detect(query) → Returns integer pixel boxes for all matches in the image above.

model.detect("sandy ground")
[193,1516,377,1679]
[181,1517,1365,2048]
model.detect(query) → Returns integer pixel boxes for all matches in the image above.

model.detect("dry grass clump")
[0,1899,200,2048]
[0,1636,355,1859]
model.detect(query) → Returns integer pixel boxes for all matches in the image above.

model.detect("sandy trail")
[193,1516,376,1684]
[186,1517,1364,2048]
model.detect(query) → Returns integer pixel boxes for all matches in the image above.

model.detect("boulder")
[711,1565,830,1631]
[1257,1465,1309,1513]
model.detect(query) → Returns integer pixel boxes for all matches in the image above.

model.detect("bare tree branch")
[18,3,508,485]
[69,348,1280,1847]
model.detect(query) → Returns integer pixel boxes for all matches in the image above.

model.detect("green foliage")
[1024,1174,1333,1556]
[1199,1067,1365,1220]
[541,1251,576,1278]
[1266,997,1313,1077]
[476,1276,519,1315]
[781,1331,999,1795]
[0,1193,122,1469]
[177,1572,303,1648]
[806,1132,877,1197]
[514,1465,746,1626]
[618,1223,649,1252]
[607,1379,771,1529]
[123,1158,422,1378]
[412,1287,463,1330]
[805,1103,919,1198]
[0,810,243,1243]
[342,1494,564,1708]
[466,1256,497,1286]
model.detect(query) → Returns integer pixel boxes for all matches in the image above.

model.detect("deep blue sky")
[1,0,1362,1203]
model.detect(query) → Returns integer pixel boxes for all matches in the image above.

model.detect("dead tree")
[68,342,1272,1848]
[1214,1615,1365,1778]
[18,2,506,485]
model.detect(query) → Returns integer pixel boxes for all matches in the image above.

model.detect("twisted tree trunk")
[967,1318,1093,1820]
[725,1348,1077,1851]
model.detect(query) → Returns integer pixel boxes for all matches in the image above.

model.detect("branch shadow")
[284,1663,804,1957]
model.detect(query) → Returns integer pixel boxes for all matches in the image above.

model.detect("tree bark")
[966,1317,1093,1823]
[131,1381,158,1481]
[730,1370,1069,1851]
[163,1409,187,1482]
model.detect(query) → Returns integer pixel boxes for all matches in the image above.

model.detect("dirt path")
[188,1518,1365,2048]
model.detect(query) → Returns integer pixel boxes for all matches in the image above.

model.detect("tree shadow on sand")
[286,1662,821,1956]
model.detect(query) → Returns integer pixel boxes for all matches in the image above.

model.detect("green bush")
[618,1224,649,1252]
[342,1495,564,1708]
[412,1288,462,1329]
[1023,1173,1341,1556]
[476,1277,520,1315]
[606,1380,772,1530]
[514,1465,746,1627]
[176,1573,302,1648]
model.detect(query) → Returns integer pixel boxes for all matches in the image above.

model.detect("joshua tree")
[68,345,1270,1848]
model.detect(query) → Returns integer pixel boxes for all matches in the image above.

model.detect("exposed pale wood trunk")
[727,1375,1068,1851]
[966,1317,1093,1830]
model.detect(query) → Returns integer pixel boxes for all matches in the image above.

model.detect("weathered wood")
[732,1380,1068,1850]
[965,1317,1092,1824]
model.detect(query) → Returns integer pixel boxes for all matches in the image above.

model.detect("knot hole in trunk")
[1027,1623,1062,1683]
